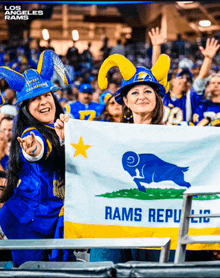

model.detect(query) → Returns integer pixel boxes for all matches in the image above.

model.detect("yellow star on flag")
[70,136,92,159]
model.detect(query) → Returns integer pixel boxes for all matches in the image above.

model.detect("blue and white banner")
[64,119,220,250]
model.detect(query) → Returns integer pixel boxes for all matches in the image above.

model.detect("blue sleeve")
[21,127,53,161]
[190,90,204,116]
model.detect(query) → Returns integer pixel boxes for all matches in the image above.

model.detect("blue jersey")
[163,88,203,125]
[2,124,64,237]
[193,100,220,126]
[65,101,105,121]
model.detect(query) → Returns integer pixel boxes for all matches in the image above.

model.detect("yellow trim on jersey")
[64,222,220,250]
[59,206,65,217]
[21,127,37,138]
[211,119,220,126]
[46,139,53,159]
[65,104,71,114]
[53,179,65,200]
[170,92,182,99]
[45,124,55,130]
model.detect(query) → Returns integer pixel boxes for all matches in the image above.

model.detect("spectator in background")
[107,80,120,95]
[68,84,79,102]
[92,87,103,103]
[171,33,186,59]
[0,170,7,208]
[191,63,201,79]
[96,91,123,123]
[0,170,12,262]
[66,41,81,72]
[0,105,18,122]
[81,42,94,71]
[149,27,220,125]
[100,37,112,61]
[16,48,28,67]
[0,115,14,155]
[3,88,16,105]
[65,83,104,121]
[59,97,69,109]
[177,58,194,73]
[0,131,9,171]
[110,39,125,56]
[193,73,220,126]
[111,69,123,87]
[191,38,220,126]
[163,68,197,125]
[2,52,19,72]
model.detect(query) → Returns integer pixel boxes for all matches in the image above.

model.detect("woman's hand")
[17,132,42,156]
[54,113,70,142]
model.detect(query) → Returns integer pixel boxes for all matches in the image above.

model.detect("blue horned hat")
[0,50,73,105]
[98,54,170,105]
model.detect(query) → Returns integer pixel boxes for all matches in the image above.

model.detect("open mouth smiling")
[40,108,50,113]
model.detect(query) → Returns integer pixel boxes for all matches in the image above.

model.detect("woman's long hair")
[95,95,118,122]
[1,93,65,203]
[121,85,164,125]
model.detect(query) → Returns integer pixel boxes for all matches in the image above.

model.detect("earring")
[124,114,133,121]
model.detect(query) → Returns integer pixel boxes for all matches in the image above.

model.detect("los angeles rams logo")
[134,72,152,82]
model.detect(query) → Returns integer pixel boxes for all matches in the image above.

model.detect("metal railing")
[0,237,171,264]
[175,185,220,264]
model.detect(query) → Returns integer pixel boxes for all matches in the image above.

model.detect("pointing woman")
[0,50,73,267]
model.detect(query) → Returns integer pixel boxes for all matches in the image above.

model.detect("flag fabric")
[64,119,220,250]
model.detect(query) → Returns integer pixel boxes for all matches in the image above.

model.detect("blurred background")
[0,1,220,63]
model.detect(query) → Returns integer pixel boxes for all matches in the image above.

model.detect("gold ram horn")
[98,54,137,90]
[151,54,171,92]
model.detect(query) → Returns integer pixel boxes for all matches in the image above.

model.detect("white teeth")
[40,108,50,113]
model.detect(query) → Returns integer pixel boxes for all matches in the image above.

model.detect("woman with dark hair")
[89,53,170,263]
[96,91,123,123]
[0,50,73,267]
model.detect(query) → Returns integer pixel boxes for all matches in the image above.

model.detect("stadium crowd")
[0,26,219,266]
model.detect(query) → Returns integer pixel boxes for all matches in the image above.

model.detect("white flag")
[64,119,220,250]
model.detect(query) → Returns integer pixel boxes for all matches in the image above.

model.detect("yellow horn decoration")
[37,50,45,74]
[98,54,136,90]
[151,54,171,93]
